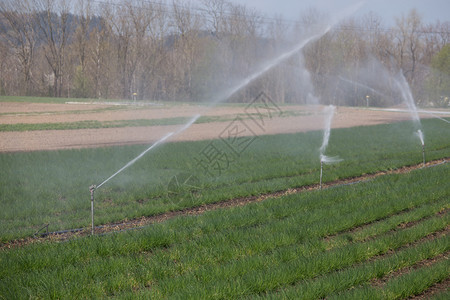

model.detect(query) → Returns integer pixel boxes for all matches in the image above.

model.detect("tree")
[0,0,37,95]
[394,9,423,84]
[171,0,205,100]
[34,0,72,97]
[427,44,450,106]
[200,0,228,39]
[68,0,94,98]
[0,41,10,95]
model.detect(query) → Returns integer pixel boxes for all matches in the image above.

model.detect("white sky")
[222,0,449,25]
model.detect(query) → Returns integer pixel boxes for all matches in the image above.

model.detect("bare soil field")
[0,101,446,152]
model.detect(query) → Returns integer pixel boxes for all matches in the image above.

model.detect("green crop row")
[0,164,448,298]
[0,118,449,241]
[0,118,192,132]
[261,238,448,299]
[328,256,449,300]
[324,198,449,250]
[0,111,312,132]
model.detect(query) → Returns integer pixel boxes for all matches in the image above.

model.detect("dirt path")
[1,101,441,152]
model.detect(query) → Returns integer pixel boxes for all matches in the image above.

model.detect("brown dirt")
[1,101,445,152]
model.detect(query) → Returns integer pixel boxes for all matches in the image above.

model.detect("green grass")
[0,164,448,298]
[0,118,449,241]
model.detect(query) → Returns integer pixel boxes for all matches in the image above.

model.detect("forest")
[0,0,449,106]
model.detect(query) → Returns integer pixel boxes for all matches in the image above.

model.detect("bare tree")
[0,41,11,95]
[70,0,93,97]
[0,0,37,95]
[34,0,72,97]
[394,9,423,84]
[201,0,229,39]
[136,2,170,100]
[171,0,204,100]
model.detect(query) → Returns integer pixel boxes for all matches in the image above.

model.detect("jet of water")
[393,72,428,153]
[338,76,388,99]
[320,154,343,164]
[319,105,343,164]
[392,72,429,166]
[320,105,336,156]
[96,132,174,190]
[394,72,421,124]
[210,2,364,105]
[418,110,450,124]
[96,114,200,190]
[318,105,343,189]
[93,2,364,190]
[416,129,424,146]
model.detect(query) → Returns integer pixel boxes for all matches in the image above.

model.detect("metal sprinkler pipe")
[89,185,96,235]
[320,160,323,190]
[422,143,426,167]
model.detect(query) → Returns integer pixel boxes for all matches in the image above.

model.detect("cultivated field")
[0,96,449,299]
[0,97,437,152]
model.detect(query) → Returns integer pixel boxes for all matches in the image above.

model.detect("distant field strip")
[0,164,448,298]
[0,106,125,117]
[0,118,191,131]
[0,95,127,104]
[0,111,311,131]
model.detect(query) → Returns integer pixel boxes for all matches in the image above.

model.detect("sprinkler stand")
[89,185,96,235]
[422,144,426,167]
[320,160,323,189]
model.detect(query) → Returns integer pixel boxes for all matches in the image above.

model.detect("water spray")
[337,76,388,99]
[418,110,450,124]
[88,115,201,234]
[86,2,364,230]
[319,106,343,189]
[209,2,364,106]
[395,72,421,124]
[394,72,428,168]
[320,155,343,189]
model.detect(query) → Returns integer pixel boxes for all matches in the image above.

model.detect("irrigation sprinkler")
[89,185,96,235]
[319,159,324,189]
[422,143,426,167]
[320,155,343,189]
[416,129,425,168]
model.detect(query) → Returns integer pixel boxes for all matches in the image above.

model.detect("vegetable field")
[0,163,448,298]
[0,118,449,241]
[0,99,449,299]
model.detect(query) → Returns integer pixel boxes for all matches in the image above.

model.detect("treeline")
[0,0,449,106]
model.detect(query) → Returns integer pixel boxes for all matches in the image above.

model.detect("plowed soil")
[0,101,444,152]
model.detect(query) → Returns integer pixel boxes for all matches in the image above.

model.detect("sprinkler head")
[89,185,96,194]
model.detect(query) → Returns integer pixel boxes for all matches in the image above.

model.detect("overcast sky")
[222,0,449,25]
